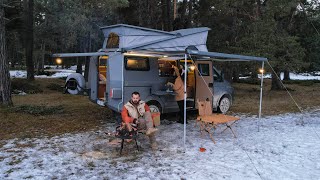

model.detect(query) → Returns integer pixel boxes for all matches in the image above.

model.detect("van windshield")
[213,66,222,81]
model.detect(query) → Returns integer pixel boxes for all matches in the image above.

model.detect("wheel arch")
[145,96,163,113]
[219,93,233,105]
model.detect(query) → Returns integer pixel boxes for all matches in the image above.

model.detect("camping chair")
[115,112,160,155]
[196,99,240,144]
[115,123,139,155]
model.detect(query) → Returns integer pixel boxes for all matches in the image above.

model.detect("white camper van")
[53,24,267,114]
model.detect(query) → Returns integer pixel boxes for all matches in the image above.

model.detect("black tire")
[218,96,231,114]
[65,73,85,95]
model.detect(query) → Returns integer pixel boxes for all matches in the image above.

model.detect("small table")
[197,114,240,144]
[152,90,176,96]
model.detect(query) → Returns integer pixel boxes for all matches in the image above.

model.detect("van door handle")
[208,83,213,87]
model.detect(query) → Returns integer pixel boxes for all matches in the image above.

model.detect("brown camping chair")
[196,99,240,144]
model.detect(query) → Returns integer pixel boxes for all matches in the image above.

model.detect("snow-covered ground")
[280,72,320,80]
[10,69,76,79]
[1,110,320,180]
[255,72,320,80]
[9,65,85,78]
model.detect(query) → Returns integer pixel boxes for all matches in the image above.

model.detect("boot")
[149,135,158,150]
[146,127,158,136]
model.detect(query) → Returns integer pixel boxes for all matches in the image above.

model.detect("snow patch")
[1,111,320,179]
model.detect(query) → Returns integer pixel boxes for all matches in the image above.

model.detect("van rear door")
[195,61,214,107]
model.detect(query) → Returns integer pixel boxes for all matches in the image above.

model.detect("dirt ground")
[231,79,320,115]
[1,78,319,141]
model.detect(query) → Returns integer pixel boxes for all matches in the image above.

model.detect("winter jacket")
[121,100,150,123]
[173,76,185,101]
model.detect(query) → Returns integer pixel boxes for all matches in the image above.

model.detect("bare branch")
[1,4,14,8]
[5,16,22,24]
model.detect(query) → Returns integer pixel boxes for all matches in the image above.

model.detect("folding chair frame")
[197,115,239,143]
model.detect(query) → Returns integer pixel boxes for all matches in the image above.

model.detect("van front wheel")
[147,101,162,113]
[218,96,231,114]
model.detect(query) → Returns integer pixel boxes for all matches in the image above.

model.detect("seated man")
[121,91,158,150]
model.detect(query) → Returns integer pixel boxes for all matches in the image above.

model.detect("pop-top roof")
[100,24,210,52]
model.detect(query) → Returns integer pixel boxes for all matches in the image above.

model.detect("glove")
[133,118,139,124]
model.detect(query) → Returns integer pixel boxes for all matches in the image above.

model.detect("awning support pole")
[259,61,264,119]
[184,54,187,151]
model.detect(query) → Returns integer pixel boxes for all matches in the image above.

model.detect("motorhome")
[54,24,266,114]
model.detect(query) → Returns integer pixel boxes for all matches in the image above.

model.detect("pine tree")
[24,0,35,80]
[0,0,13,106]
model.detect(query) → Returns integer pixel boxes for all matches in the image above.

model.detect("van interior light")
[56,58,62,65]
[124,53,151,57]
[124,52,161,57]
[127,60,136,65]
[190,65,195,71]
[100,56,108,60]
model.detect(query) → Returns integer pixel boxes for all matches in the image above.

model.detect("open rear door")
[195,61,214,107]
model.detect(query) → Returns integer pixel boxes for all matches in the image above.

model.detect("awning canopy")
[52,49,268,63]
[186,49,268,62]
[123,49,268,62]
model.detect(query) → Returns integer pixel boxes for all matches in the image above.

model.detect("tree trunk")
[271,67,285,90]
[187,0,193,28]
[222,62,233,82]
[138,0,143,26]
[166,0,172,31]
[24,0,34,80]
[37,42,45,73]
[173,0,177,20]
[84,32,91,81]
[283,69,290,81]
[0,0,13,106]
[36,54,39,74]
[161,0,167,30]
[76,57,82,74]
[251,63,258,79]
[232,65,239,83]
[161,0,172,31]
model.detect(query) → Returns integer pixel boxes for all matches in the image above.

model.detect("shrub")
[11,79,43,94]
[11,105,64,116]
[237,78,260,85]
[46,83,63,91]
[283,80,320,86]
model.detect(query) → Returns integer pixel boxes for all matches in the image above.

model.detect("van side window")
[198,63,210,76]
[158,60,177,77]
[125,56,150,71]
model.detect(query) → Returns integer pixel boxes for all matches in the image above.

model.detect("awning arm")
[52,52,109,58]
[186,49,268,62]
